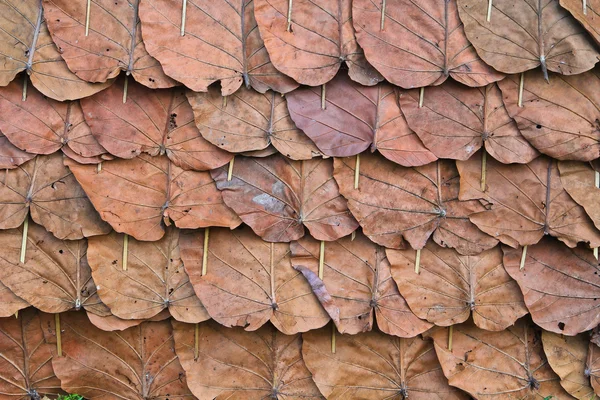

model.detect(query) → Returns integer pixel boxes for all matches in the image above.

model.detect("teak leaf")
[42,0,176,87]
[457,153,600,248]
[498,70,600,161]
[560,0,600,46]
[334,153,497,253]
[0,133,34,170]
[172,320,324,400]
[386,242,527,331]
[254,0,383,86]
[302,328,468,400]
[353,0,504,88]
[212,154,358,242]
[0,153,110,239]
[558,161,600,231]
[591,340,600,396]
[180,226,330,334]
[139,0,299,95]
[81,79,232,170]
[86,308,171,332]
[0,281,28,318]
[291,232,432,336]
[504,237,600,335]
[287,73,438,165]
[458,0,600,78]
[187,86,322,160]
[400,81,539,162]
[65,154,241,241]
[88,227,208,323]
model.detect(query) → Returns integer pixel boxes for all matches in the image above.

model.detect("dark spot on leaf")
[558,322,565,330]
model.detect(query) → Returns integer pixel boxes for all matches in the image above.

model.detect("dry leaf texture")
[559,161,600,231]
[0,133,35,169]
[560,0,600,45]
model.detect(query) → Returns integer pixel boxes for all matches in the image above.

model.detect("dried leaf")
[180,226,330,334]
[560,0,600,45]
[0,153,110,239]
[429,318,567,399]
[387,242,527,331]
[504,237,600,335]
[186,86,322,160]
[254,0,383,86]
[65,154,241,241]
[86,308,171,332]
[0,133,34,169]
[43,0,176,87]
[458,0,600,77]
[542,331,598,399]
[172,320,324,399]
[0,282,28,318]
[42,311,195,400]
[400,81,538,162]
[302,328,468,400]
[81,79,232,170]
[0,309,63,399]
[139,0,298,95]
[559,161,600,231]
[291,232,432,336]
[0,0,110,101]
[212,154,358,242]
[591,341,600,396]
[292,265,341,324]
[353,0,504,88]
[457,153,600,248]
[287,73,438,165]
[88,227,208,323]
[0,222,110,316]
[334,153,497,253]
[498,70,600,161]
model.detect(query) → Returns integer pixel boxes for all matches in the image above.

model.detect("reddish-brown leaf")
[42,0,176,87]
[291,232,432,336]
[139,0,298,95]
[86,308,171,332]
[65,154,241,241]
[212,154,358,242]
[504,237,600,335]
[498,70,600,161]
[81,79,232,170]
[287,73,438,165]
[353,0,504,88]
[88,227,208,323]
[560,0,600,46]
[180,226,330,334]
[592,340,600,396]
[400,81,539,162]
[254,0,383,87]
[387,242,527,331]
[187,86,322,160]
[302,328,468,400]
[334,153,497,253]
[458,0,599,77]
[457,153,600,248]
[0,282,27,318]
[0,133,34,169]
[0,153,110,239]
[559,161,600,231]
[172,320,324,400]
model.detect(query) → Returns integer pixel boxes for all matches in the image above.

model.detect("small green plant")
[57,394,84,400]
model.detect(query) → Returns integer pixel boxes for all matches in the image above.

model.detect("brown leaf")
[42,311,195,400]
[65,154,241,241]
[429,318,567,399]
[559,161,600,231]
[139,0,299,95]
[457,153,600,248]
[0,222,110,316]
[400,81,539,162]
[43,0,176,87]
[212,154,358,242]
[287,73,438,165]
[560,0,600,46]
[0,153,110,239]
[458,0,600,78]
[334,153,497,253]
[0,133,34,169]
[172,320,324,399]
[0,282,28,317]
[180,226,330,334]
[0,0,110,101]
[292,265,341,325]
[498,70,600,161]
[187,86,322,160]
[591,341,600,396]
[353,0,504,88]
[504,237,600,335]
[0,309,63,399]
[86,308,171,332]
[81,79,232,170]
[542,331,598,399]
[88,227,208,323]
[302,328,468,400]
[254,0,383,87]
[291,232,432,336]
[387,242,527,331]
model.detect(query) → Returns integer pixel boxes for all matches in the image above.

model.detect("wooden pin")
[180,0,188,36]
[22,75,28,102]
[518,73,524,108]
[55,314,63,357]
[414,248,421,274]
[448,325,453,351]
[222,95,227,108]
[331,322,336,354]
[85,0,91,36]
[380,0,387,30]
[480,149,487,191]
[194,323,199,361]
[202,227,209,276]
[519,245,528,270]
[227,157,235,181]
[351,231,356,241]
[20,215,29,264]
[354,154,360,189]
[14,311,18,319]
[321,84,326,110]
[486,0,493,22]
[97,162,102,173]
[418,87,424,108]
[319,241,325,279]
[584,0,587,14]
[122,75,129,103]
[286,0,293,32]
[122,234,129,271]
